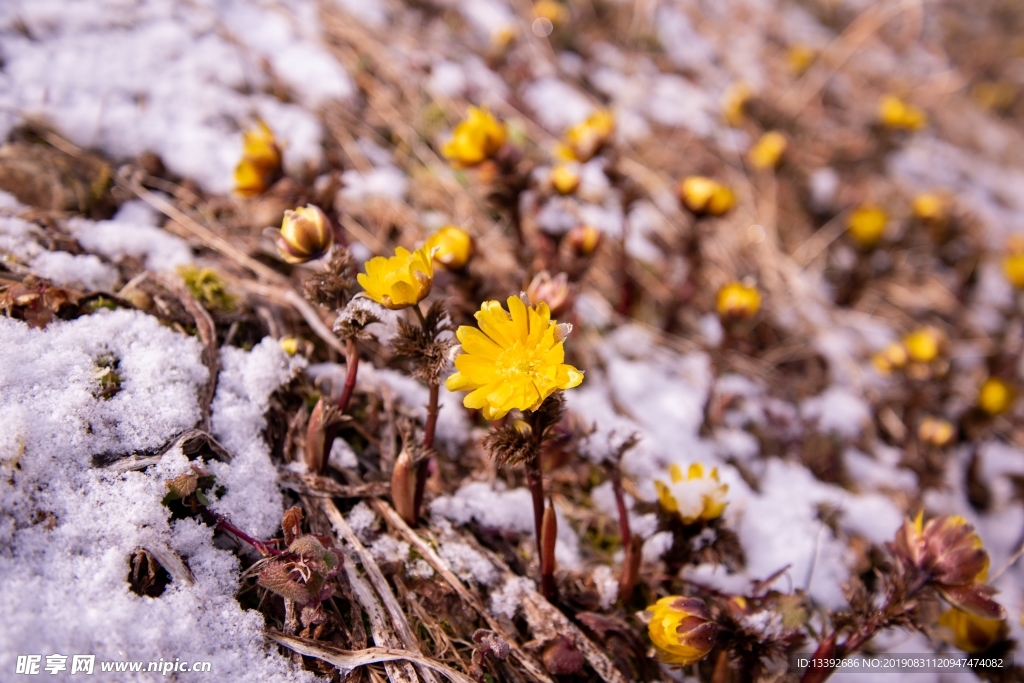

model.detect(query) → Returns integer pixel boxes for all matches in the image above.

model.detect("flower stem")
[610,467,631,548]
[337,337,359,413]
[200,507,281,556]
[525,410,555,600]
[411,302,439,526]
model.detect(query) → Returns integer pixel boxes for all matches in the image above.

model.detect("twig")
[158,275,219,431]
[277,471,389,499]
[267,633,478,683]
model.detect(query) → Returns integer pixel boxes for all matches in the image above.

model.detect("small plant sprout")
[654,463,728,525]
[846,205,888,249]
[872,341,908,375]
[177,266,236,313]
[446,294,583,598]
[644,596,718,666]
[550,163,581,195]
[274,205,333,264]
[441,106,507,167]
[233,119,282,197]
[716,281,761,320]
[978,377,1014,416]
[679,176,735,216]
[878,95,928,131]
[748,131,787,170]
[912,192,949,228]
[567,224,601,257]
[424,225,474,270]
[525,270,572,317]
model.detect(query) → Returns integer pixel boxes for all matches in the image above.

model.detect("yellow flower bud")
[526,270,572,317]
[978,377,1014,416]
[568,225,601,256]
[918,416,955,447]
[442,106,507,167]
[562,110,615,162]
[903,327,942,363]
[872,342,908,375]
[847,205,887,248]
[646,596,717,666]
[550,164,580,195]
[234,120,283,198]
[786,44,816,76]
[279,337,300,357]
[1003,253,1024,288]
[970,81,1016,113]
[357,245,435,310]
[721,82,751,127]
[425,225,473,269]
[878,95,928,131]
[654,463,728,524]
[936,608,1008,654]
[748,131,787,170]
[679,176,735,216]
[276,205,333,264]
[716,281,760,320]
[912,193,948,225]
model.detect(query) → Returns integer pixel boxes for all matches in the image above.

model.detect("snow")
[0,310,311,681]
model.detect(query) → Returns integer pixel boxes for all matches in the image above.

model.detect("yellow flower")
[918,416,955,447]
[357,246,435,310]
[721,82,751,127]
[1003,253,1024,288]
[655,463,728,524]
[550,164,580,195]
[872,342,908,375]
[879,95,928,130]
[445,295,584,420]
[279,337,300,357]
[978,377,1014,416]
[441,106,507,167]
[847,205,887,248]
[936,608,1008,654]
[568,225,601,256]
[534,0,568,24]
[646,596,717,666]
[903,327,942,363]
[560,110,615,162]
[679,176,735,216]
[786,44,816,76]
[716,282,760,319]
[748,131,787,170]
[912,193,948,225]
[276,205,333,264]
[425,226,473,269]
[233,120,282,197]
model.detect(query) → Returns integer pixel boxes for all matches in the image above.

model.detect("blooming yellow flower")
[559,110,615,162]
[721,82,751,127]
[879,95,928,130]
[748,131,787,170]
[655,463,728,524]
[679,176,735,216]
[441,106,507,167]
[936,607,1008,653]
[903,327,942,363]
[1003,253,1024,288]
[425,226,473,269]
[646,596,717,666]
[445,295,583,420]
[234,120,282,197]
[276,205,333,264]
[978,377,1014,416]
[716,282,760,319]
[847,205,887,248]
[550,164,580,195]
[357,246,434,310]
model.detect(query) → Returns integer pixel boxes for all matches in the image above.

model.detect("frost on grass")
[0,311,311,681]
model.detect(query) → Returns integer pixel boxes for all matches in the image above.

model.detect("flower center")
[496,342,539,379]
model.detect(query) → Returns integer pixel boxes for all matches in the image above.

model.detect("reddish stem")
[610,468,631,548]
[412,381,440,525]
[201,508,281,556]
[337,337,359,413]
